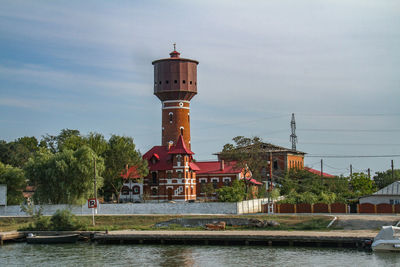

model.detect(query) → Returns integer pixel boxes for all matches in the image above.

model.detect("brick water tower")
[152,46,198,149]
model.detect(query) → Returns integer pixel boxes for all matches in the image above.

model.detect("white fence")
[0,185,6,206]
[236,198,268,214]
[0,198,267,216]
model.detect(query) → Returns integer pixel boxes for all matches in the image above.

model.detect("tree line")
[216,136,400,203]
[0,129,148,205]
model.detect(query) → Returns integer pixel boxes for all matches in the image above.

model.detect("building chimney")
[220,160,224,171]
[168,141,173,150]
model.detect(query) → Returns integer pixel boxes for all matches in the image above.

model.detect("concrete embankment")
[1,229,376,249]
[93,230,376,248]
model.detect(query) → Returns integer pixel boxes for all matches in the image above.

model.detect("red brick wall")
[296,203,312,213]
[376,203,393,214]
[395,204,400,213]
[359,203,375,213]
[313,203,329,213]
[330,203,347,213]
[279,203,295,213]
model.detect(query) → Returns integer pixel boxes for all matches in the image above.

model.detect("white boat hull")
[371,240,400,252]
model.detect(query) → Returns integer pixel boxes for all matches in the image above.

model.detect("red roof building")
[195,160,262,200]
[304,167,335,178]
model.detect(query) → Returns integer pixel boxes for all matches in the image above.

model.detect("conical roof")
[168,135,194,155]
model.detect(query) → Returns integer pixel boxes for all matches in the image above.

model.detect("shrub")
[34,216,51,230]
[50,209,82,231]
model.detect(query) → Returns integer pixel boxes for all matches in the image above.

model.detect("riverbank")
[0,214,332,232]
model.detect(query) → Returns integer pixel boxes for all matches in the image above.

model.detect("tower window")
[190,81,192,85]
[159,81,162,84]
[183,80,186,84]
[169,112,173,123]
[188,114,190,123]
[174,80,177,84]
[180,126,184,136]
[152,172,157,185]
[166,80,169,84]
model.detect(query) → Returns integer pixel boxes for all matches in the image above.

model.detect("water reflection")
[1,243,400,267]
[158,246,195,267]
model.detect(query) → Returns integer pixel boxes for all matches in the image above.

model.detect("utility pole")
[350,164,353,178]
[268,152,273,214]
[290,113,298,151]
[320,159,323,177]
[368,168,371,179]
[93,157,97,226]
[392,160,394,180]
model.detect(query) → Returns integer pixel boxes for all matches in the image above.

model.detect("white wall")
[0,185,6,206]
[0,199,267,216]
[236,198,268,214]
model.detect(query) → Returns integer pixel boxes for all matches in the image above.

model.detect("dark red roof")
[195,161,242,175]
[168,135,194,155]
[304,167,335,178]
[120,166,141,179]
[245,177,263,185]
[143,146,173,171]
[190,162,201,171]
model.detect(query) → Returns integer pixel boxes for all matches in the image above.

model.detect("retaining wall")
[0,199,268,216]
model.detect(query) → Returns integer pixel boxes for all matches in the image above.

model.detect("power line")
[299,128,400,133]
[307,154,400,158]
[301,142,400,146]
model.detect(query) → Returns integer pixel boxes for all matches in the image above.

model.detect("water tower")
[152,46,199,149]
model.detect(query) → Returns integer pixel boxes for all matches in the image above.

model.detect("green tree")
[41,129,84,153]
[219,136,269,199]
[373,169,400,190]
[84,132,108,156]
[349,172,376,197]
[0,137,40,168]
[217,180,246,202]
[0,162,27,205]
[25,146,104,204]
[103,135,148,202]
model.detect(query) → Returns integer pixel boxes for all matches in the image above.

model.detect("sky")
[0,0,399,176]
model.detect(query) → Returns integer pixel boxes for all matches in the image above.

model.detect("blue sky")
[1,0,399,176]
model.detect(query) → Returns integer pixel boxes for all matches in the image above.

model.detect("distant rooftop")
[373,181,400,196]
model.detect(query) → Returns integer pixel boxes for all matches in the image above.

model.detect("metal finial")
[173,43,176,51]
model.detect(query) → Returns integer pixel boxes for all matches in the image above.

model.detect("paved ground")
[335,215,400,230]
[105,229,377,239]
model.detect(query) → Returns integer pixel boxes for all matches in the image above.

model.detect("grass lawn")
[0,214,333,232]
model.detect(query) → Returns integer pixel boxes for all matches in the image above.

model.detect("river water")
[1,243,400,267]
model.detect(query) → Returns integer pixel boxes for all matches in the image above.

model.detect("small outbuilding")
[359,181,400,205]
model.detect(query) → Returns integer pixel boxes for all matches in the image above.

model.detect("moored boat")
[371,226,400,252]
[26,233,79,244]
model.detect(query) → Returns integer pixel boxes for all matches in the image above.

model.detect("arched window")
[152,188,158,195]
[169,112,173,123]
[152,172,157,184]
[180,127,184,136]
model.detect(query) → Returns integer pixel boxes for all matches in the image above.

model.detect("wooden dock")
[93,230,376,248]
[0,231,26,245]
